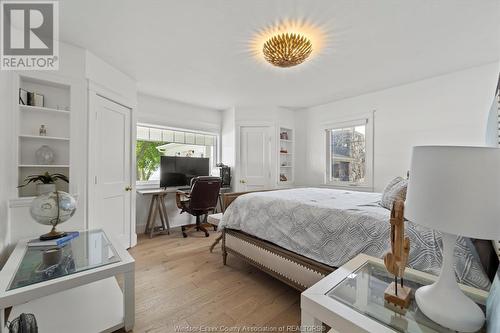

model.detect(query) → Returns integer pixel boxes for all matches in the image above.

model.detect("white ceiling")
[60,0,500,109]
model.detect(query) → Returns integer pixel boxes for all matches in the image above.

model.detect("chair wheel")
[182,232,187,238]
[205,232,209,237]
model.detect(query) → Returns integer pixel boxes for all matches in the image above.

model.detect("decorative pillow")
[487,268,500,332]
[380,177,407,210]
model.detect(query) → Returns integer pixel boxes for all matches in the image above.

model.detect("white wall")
[135,94,222,232]
[0,73,13,265]
[221,107,236,189]
[232,106,295,191]
[1,43,138,262]
[3,43,88,258]
[485,95,499,147]
[296,62,500,192]
[137,93,221,133]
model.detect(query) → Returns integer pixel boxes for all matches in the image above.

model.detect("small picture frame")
[33,93,44,107]
[19,88,28,105]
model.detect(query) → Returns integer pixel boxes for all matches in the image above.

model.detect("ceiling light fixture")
[263,32,312,68]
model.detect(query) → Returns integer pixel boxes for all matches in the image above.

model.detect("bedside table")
[301,254,488,333]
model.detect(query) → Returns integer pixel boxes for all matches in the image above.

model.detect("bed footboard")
[222,228,335,291]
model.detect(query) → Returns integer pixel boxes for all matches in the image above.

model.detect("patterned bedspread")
[219,188,490,290]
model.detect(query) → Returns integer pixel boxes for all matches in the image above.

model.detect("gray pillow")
[380,177,407,210]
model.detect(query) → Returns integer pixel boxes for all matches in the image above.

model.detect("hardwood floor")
[119,230,301,333]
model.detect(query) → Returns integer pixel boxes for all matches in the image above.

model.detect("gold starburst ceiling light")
[263,32,312,68]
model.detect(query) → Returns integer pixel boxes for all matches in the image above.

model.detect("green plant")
[18,172,69,188]
[136,140,163,181]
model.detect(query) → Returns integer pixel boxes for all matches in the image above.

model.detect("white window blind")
[137,125,216,147]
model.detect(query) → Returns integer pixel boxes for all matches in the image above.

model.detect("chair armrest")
[175,190,190,209]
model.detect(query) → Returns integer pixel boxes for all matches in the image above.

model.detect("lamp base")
[39,229,67,241]
[415,233,484,332]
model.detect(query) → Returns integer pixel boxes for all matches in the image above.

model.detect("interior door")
[91,95,132,248]
[239,126,272,191]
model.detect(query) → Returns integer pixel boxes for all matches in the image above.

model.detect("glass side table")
[0,229,135,333]
[301,254,488,333]
[8,229,120,290]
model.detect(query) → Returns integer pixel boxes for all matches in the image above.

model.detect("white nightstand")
[301,254,488,333]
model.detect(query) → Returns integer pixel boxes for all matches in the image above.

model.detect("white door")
[239,126,272,191]
[91,95,132,248]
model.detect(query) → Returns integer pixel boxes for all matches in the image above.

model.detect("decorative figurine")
[39,125,47,136]
[384,199,412,309]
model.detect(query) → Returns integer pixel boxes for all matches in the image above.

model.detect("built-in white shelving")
[19,164,70,168]
[19,135,70,141]
[278,127,294,185]
[16,74,71,197]
[20,104,70,114]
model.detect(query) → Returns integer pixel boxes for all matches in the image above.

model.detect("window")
[136,125,218,184]
[325,115,373,188]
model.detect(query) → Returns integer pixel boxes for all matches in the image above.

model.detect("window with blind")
[324,114,374,188]
[136,125,217,183]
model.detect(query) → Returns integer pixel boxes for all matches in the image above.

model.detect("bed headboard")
[472,239,499,283]
[222,189,279,212]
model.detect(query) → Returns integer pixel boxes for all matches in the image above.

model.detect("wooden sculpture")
[384,199,411,309]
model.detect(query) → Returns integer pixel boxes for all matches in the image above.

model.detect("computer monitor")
[160,156,210,188]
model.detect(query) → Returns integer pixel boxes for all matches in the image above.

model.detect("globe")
[30,191,76,226]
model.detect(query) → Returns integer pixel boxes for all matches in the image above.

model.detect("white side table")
[0,229,135,333]
[301,254,488,333]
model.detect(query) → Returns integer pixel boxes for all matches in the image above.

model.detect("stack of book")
[28,231,80,248]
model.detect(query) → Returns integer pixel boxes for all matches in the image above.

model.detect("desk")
[137,187,231,237]
[137,189,170,238]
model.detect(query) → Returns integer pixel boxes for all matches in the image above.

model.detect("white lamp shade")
[405,146,500,240]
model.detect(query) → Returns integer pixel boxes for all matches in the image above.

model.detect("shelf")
[280,165,292,168]
[19,134,70,141]
[8,278,124,333]
[19,104,70,114]
[280,152,292,155]
[19,164,69,168]
[280,139,293,142]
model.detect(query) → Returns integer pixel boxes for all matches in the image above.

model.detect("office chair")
[176,176,222,238]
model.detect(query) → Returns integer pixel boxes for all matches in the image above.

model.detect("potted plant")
[18,172,69,195]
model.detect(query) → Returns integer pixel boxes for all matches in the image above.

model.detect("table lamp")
[405,146,500,332]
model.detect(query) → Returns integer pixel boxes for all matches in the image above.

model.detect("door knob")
[125,186,132,191]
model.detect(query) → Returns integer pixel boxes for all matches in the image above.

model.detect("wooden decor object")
[384,199,412,309]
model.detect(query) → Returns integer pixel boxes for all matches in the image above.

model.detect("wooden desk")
[137,189,170,238]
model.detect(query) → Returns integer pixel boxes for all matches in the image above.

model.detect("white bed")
[220,188,491,290]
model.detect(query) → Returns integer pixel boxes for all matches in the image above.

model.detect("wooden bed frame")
[221,191,335,291]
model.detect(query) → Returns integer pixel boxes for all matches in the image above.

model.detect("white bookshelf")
[278,127,294,186]
[16,74,71,197]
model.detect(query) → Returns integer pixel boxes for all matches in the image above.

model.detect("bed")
[219,188,495,291]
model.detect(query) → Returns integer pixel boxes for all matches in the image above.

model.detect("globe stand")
[39,226,67,241]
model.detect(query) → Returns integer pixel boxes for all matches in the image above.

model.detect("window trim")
[136,123,220,187]
[323,111,374,191]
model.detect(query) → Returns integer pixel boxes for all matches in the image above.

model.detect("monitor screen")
[160,156,210,187]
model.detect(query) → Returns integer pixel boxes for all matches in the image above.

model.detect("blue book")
[28,231,80,247]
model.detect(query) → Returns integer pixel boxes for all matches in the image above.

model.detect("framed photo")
[34,93,44,107]
[18,88,28,105]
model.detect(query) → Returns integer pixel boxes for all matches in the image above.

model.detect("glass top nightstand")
[327,262,485,332]
[8,229,120,290]
[301,254,488,333]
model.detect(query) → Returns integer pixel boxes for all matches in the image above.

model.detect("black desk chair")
[176,176,222,238]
